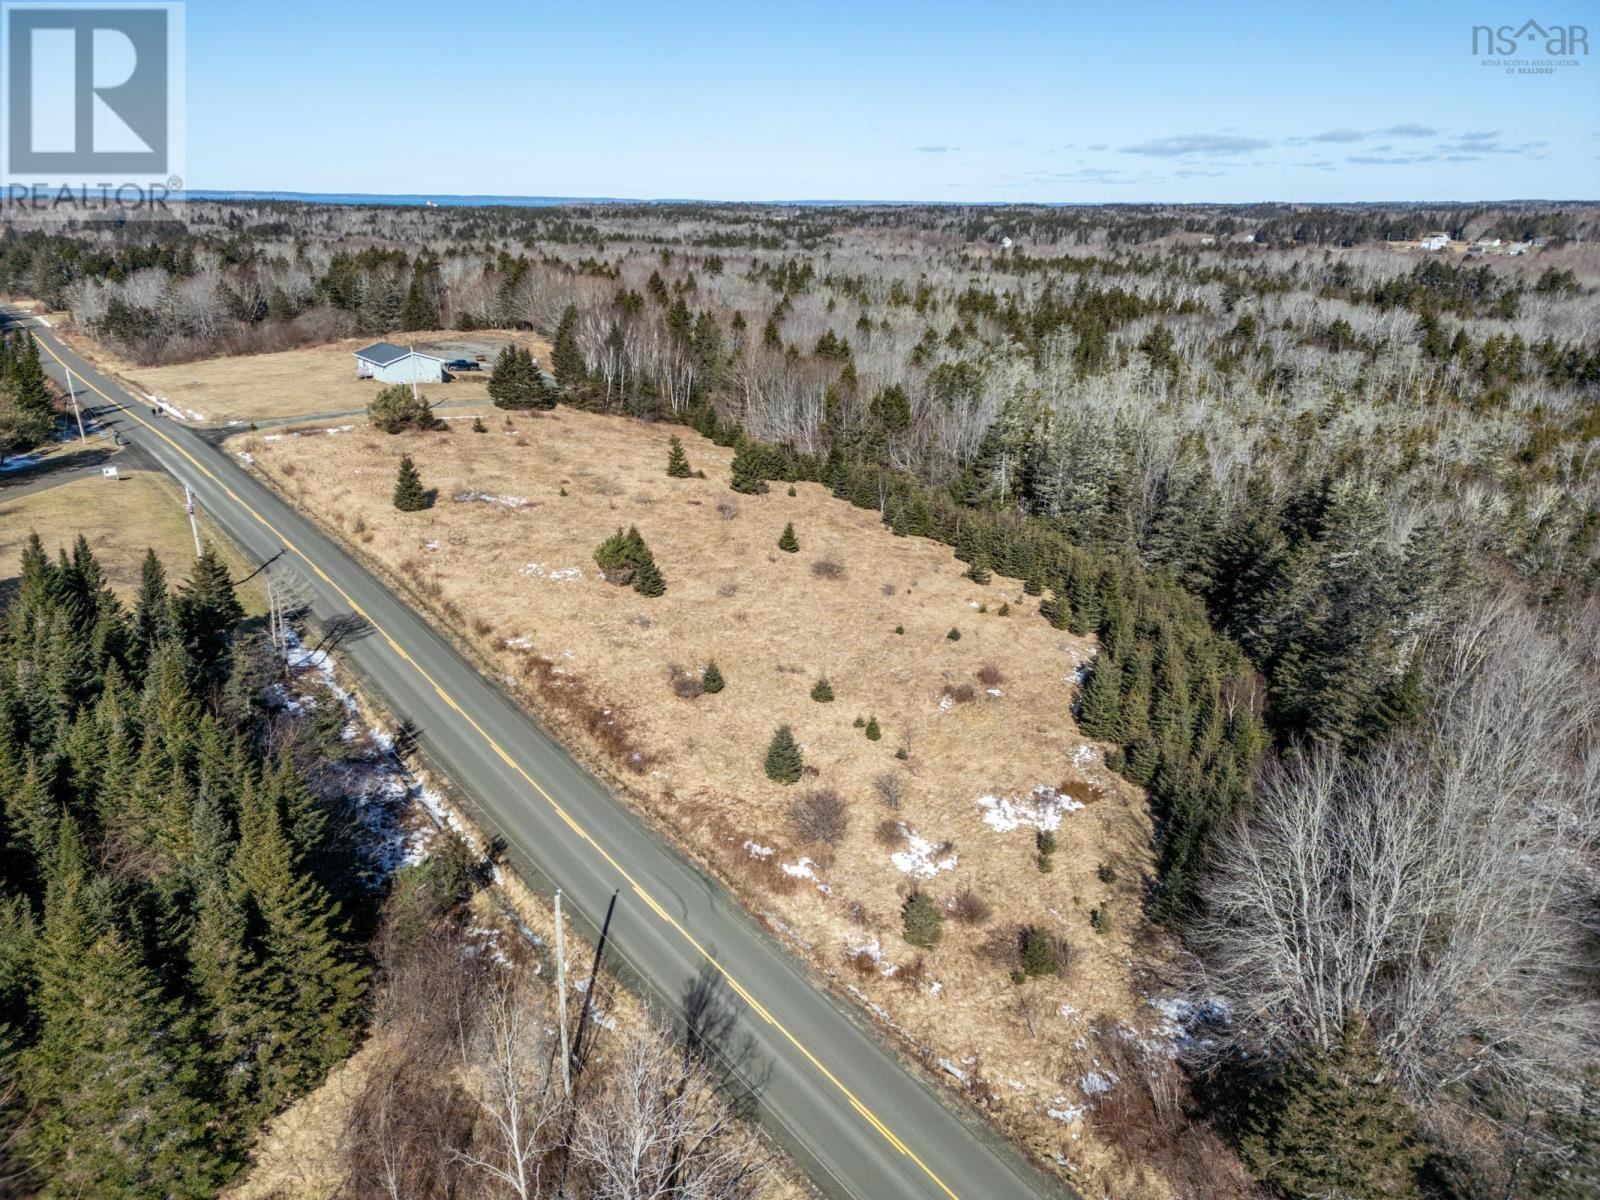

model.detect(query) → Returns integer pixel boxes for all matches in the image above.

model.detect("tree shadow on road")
[679,961,771,1121]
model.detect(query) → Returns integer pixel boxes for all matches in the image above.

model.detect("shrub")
[965,556,991,585]
[864,716,882,741]
[997,602,1010,617]
[594,526,665,597]
[787,484,797,497]
[669,667,704,699]
[874,817,907,847]
[977,663,1004,687]
[952,887,992,926]
[810,675,835,703]
[1097,862,1118,884]
[871,772,902,809]
[763,724,803,784]
[1021,926,1058,977]
[393,455,430,511]
[701,660,725,694]
[368,384,435,433]
[471,416,487,433]
[946,627,961,641]
[716,500,739,520]
[894,747,908,760]
[941,683,976,704]
[789,788,849,845]
[666,434,692,478]
[1036,829,1057,873]
[811,558,844,579]
[902,892,944,949]
[778,522,800,553]
[894,625,905,635]
[1091,906,1112,935]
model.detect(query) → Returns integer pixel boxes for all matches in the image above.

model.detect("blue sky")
[187,0,1599,201]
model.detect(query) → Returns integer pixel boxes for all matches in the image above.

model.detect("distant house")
[354,341,444,384]
[1419,232,1451,251]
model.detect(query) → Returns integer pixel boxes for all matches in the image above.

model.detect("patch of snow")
[1080,1070,1119,1097]
[937,695,954,712]
[781,857,816,880]
[889,825,958,878]
[505,634,535,650]
[146,393,205,422]
[976,784,1084,834]
[1071,743,1096,769]
[937,1058,968,1083]
[928,980,943,996]
[519,562,581,581]
[234,450,254,464]
[1047,1105,1086,1124]
[453,490,531,509]
[985,687,1003,697]
[425,540,440,551]
[744,840,775,858]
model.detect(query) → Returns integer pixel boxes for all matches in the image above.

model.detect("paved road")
[2,307,1062,1200]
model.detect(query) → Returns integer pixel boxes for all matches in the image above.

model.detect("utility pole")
[554,890,571,1102]
[65,366,87,444]
[183,483,202,557]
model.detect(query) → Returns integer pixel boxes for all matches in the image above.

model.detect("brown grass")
[228,404,1182,1197]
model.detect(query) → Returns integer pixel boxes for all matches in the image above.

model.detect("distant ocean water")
[181,190,958,209]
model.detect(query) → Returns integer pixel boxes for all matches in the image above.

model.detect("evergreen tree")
[23,820,219,1199]
[1242,1016,1423,1200]
[763,725,803,784]
[902,891,943,949]
[399,274,436,331]
[174,546,244,687]
[666,434,692,478]
[730,442,768,495]
[1021,926,1057,976]
[700,660,725,694]
[864,716,882,741]
[1077,655,1123,740]
[810,675,834,703]
[550,304,586,393]
[392,454,429,511]
[779,522,800,553]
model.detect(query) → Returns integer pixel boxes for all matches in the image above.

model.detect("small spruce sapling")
[763,724,803,784]
[701,660,725,694]
[778,522,800,553]
[810,675,834,703]
[864,716,882,741]
[902,891,943,949]
[666,435,692,478]
[393,455,429,511]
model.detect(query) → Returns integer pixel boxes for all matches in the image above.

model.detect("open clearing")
[0,469,265,611]
[55,326,552,425]
[232,407,1187,1190]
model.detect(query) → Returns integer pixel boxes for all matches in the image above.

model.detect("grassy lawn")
[0,469,266,612]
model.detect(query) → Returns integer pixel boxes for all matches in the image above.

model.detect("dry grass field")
[55,325,551,425]
[0,470,265,611]
[231,407,1199,1194]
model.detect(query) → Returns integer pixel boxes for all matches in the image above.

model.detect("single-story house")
[354,341,444,384]
[1419,232,1451,251]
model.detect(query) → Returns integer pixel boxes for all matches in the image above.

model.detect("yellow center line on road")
[29,329,962,1200]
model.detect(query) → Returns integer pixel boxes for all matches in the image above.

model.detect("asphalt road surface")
[1,307,1063,1200]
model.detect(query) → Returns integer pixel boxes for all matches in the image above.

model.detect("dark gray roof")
[354,341,411,367]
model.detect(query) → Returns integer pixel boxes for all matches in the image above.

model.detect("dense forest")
[0,538,367,1195]
[2,199,1597,1198]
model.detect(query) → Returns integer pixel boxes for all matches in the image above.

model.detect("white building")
[354,341,445,384]
[1419,232,1451,251]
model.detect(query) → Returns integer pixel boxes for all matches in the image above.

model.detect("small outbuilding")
[354,341,444,384]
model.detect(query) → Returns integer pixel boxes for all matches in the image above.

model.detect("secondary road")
[1,306,1062,1200]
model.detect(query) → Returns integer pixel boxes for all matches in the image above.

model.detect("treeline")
[0,332,56,466]
[0,538,368,1196]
